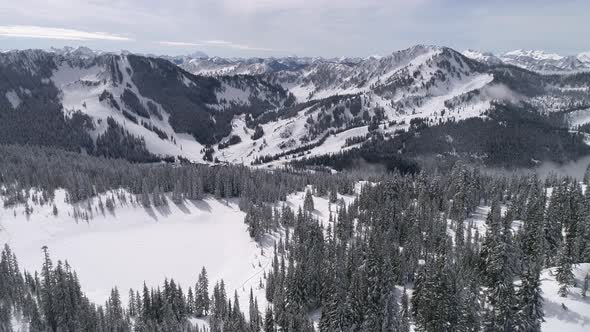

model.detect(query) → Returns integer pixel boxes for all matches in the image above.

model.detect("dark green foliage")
[218,135,242,150]
[3,136,590,332]
[251,125,264,140]
[98,90,120,110]
[127,55,220,144]
[0,143,356,206]
[127,56,288,145]
[121,109,138,124]
[142,121,169,140]
[96,117,162,162]
[0,244,251,332]
[146,100,163,120]
[121,88,150,118]
[294,102,590,172]
[0,64,95,154]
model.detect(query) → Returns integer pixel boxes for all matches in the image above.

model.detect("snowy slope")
[0,190,272,316]
[3,45,590,168]
[0,49,291,162]
[3,181,590,331]
[215,46,499,166]
[462,50,503,65]
[51,57,206,159]
[444,184,590,332]
[541,264,590,332]
[0,185,357,325]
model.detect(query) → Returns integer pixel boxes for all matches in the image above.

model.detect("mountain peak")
[502,49,564,61]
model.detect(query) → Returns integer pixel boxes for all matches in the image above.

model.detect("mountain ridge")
[1,44,590,170]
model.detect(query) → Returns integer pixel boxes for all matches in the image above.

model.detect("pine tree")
[187,287,195,315]
[515,183,545,332]
[264,306,275,332]
[555,244,575,297]
[40,245,57,332]
[329,189,338,204]
[249,288,260,332]
[195,267,210,317]
[303,189,314,212]
[481,200,517,331]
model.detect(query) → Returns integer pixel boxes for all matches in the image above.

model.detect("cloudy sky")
[0,0,588,57]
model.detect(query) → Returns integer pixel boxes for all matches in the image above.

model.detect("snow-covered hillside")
[452,204,590,332]
[0,185,357,327]
[0,190,267,314]
[0,48,290,162]
[214,46,501,165]
[51,55,206,159]
[3,45,590,168]
[541,264,590,332]
[2,176,590,332]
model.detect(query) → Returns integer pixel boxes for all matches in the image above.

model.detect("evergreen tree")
[303,189,315,212]
[263,306,275,332]
[555,244,575,297]
[515,183,545,332]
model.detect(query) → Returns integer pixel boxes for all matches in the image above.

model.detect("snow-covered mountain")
[459,50,504,66]
[463,49,590,73]
[0,48,290,162]
[2,45,590,167]
[501,50,589,73]
[207,45,590,166]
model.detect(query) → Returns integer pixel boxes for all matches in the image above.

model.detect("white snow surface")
[503,49,565,61]
[0,186,358,325]
[541,264,590,332]
[579,52,590,65]
[455,199,590,332]
[5,90,21,109]
[568,108,590,127]
[50,57,206,160]
[3,182,590,331]
[0,190,270,313]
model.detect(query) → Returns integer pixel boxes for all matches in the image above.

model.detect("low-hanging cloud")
[0,25,131,41]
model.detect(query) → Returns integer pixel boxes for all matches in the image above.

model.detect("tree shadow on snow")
[154,204,172,218]
[142,205,159,221]
[544,298,590,325]
[172,200,192,214]
[185,199,212,213]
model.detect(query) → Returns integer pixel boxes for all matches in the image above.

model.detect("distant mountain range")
[1,45,590,170]
[463,49,590,74]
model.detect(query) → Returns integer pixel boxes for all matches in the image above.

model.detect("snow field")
[0,185,358,329]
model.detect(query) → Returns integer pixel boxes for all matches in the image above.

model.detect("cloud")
[203,40,275,51]
[217,0,425,16]
[158,39,276,52]
[158,41,204,47]
[0,25,131,41]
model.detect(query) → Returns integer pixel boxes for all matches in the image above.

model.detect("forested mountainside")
[0,49,291,162]
[2,45,590,170]
[1,144,590,331]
